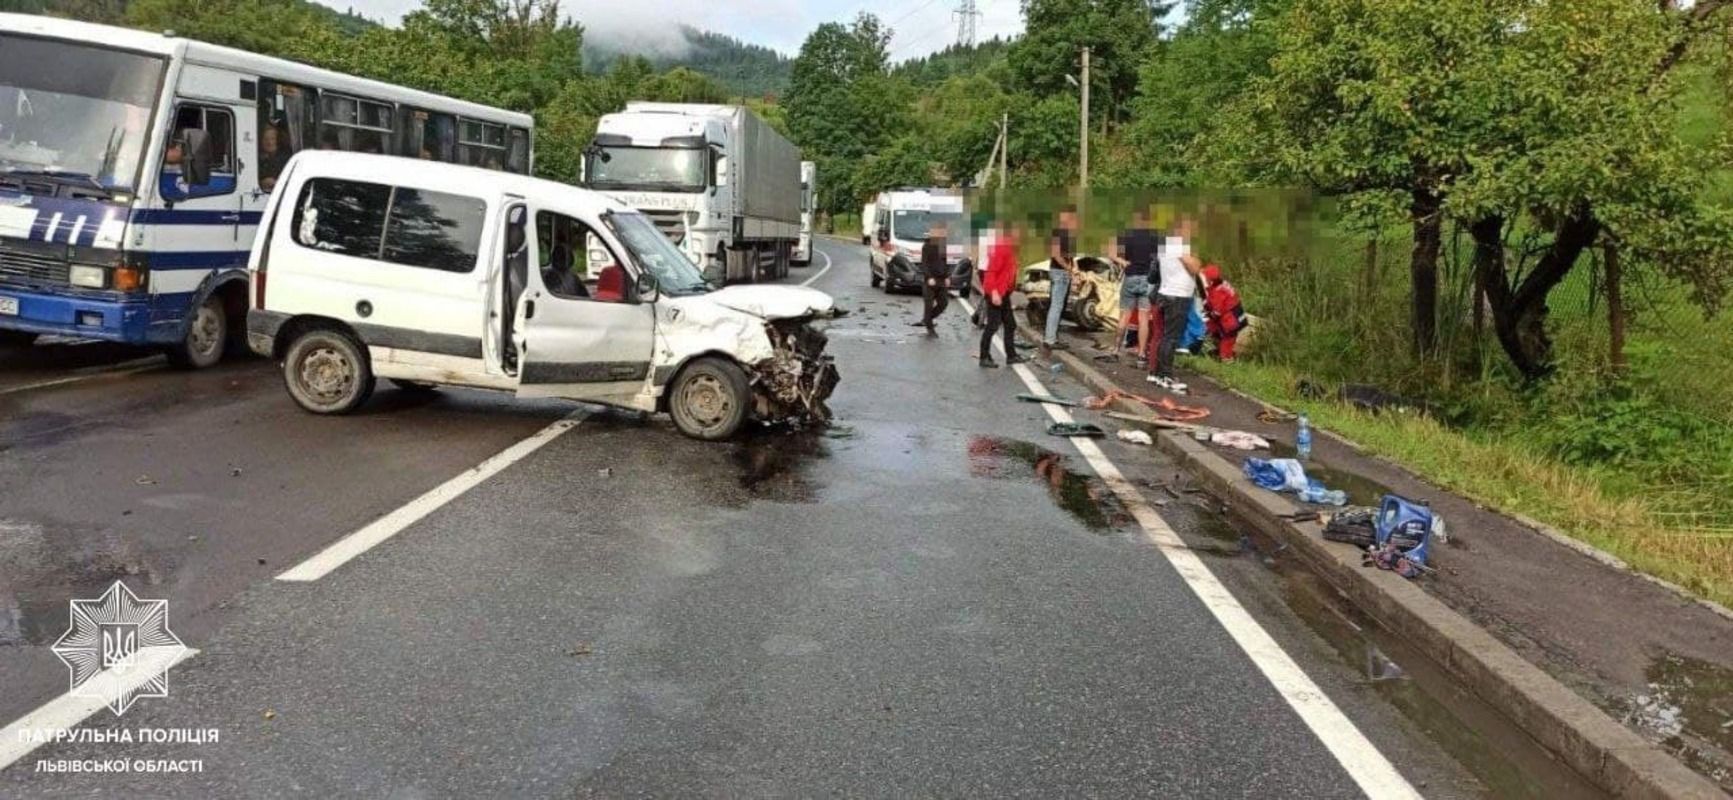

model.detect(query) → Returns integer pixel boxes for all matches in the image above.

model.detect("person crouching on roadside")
[1201,263,1247,362]
[979,220,1025,368]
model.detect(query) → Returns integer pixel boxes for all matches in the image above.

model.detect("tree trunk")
[1409,190,1443,356]
[1470,209,1600,379]
[1361,238,1379,300]
[1605,242,1626,376]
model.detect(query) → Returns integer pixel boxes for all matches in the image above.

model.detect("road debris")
[1116,429,1154,445]
[1017,392,1079,407]
[1210,430,1270,450]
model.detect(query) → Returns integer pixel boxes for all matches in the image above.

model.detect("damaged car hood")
[704,285,837,320]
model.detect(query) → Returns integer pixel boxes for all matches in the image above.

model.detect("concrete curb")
[1046,347,1729,800]
[1193,373,1733,624]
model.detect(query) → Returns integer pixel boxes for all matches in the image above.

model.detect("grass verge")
[1189,358,1733,609]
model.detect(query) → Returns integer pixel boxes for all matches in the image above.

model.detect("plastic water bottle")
[1296,413,1313,461]
[1300,486,1348,506]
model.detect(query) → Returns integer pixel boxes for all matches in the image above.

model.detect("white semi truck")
[794,161,816,266]
[583,103,802,284]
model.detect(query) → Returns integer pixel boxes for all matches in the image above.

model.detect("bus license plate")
[0,296,16,316]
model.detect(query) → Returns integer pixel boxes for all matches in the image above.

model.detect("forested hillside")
[585,26,791,99]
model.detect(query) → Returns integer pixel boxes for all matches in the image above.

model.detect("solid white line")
[957,297,1421,800]
[0,646,200,773]
[800,247,834,288]
[0,360,164,397]
[276,412,585,582]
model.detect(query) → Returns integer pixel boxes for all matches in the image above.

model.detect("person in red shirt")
[1201,264,1247,361]
[979,219,1027,368]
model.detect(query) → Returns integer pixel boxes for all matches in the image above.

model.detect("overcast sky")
[326,0,1032,61]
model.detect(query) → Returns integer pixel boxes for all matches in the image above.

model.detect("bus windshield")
[587,146,707,192]
[0,35,164,196]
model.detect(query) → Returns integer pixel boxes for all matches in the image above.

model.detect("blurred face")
[931,223,947,239]
[1060,210,1078,229]
[262,128,280,154]
[1175,217,1197,239]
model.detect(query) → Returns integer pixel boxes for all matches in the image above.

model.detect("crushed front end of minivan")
[755,318,841,425]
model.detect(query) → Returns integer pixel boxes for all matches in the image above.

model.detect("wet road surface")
[0,241,1596,797]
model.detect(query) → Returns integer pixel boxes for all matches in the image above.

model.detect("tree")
[786,13,899,215]
[1007,0,1168,126]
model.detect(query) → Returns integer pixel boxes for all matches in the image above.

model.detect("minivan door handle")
[524,300,536,320]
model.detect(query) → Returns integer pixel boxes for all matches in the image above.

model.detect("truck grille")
[639,210,687,245]
[0,248,69,286]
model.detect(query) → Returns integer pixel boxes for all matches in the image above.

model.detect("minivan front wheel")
[669,357,751,440]
[284,329,374,414]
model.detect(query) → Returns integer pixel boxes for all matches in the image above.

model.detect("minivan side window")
[291,177,485,273]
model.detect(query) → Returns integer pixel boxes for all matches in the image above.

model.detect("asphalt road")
[0,240,1587,797]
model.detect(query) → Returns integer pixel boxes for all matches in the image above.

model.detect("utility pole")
[1079,47,1091,190]
[999,112,1008,191]
[953,0,980,47]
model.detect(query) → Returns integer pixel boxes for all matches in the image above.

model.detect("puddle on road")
[1224,518,1608,798]
[1617,651,1733,789]
[966,436,1129,531]
[0,518,164,647]
[730,429,829,504]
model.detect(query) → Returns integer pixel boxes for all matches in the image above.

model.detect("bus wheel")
[669,357,750,440]
[284,328,375,414]
[0,330,38,347]
[166,294,226,369]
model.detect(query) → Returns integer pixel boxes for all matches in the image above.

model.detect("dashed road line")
[957,295,1421,800]
[276,411,585,582]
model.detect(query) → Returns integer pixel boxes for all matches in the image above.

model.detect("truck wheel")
[166,294,226,369]
[0,330,38,347]
[669,357,751,441]
[284,328,374,414]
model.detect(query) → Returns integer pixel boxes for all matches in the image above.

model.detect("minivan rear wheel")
[284,328,374,414]
[669,357,751,440]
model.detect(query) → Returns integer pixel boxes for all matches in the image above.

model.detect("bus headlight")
[69,265,106,289]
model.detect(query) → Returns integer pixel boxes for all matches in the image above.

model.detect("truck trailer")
[583,103,802,284]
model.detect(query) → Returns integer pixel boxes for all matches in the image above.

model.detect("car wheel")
[0,330,38,347]
[1025,300,1048,329]
[284,328,374,414]
[669,357,751,441]
[166,294,226,369]
[1072,290,1104,331]
[388,378,439,395]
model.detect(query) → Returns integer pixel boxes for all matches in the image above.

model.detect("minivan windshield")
[0,35,164,195]
[606,212,711,297]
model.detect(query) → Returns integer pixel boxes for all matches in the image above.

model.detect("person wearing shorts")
[1111,207,1159,365]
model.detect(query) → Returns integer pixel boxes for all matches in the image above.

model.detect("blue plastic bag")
[1181,300,1206,350]
[1242,458,1310,493]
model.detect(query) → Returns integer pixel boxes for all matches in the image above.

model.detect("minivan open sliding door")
[510,204,655,405]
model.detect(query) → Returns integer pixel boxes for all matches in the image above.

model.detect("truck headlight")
[69,265,106,289]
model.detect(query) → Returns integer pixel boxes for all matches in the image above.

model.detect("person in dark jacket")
[916,221,952,335]
[979,220,1026,368]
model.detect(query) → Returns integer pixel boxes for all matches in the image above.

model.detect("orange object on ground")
[1082,389,1210,421]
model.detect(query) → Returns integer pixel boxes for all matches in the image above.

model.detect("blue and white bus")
[0,13,533,367]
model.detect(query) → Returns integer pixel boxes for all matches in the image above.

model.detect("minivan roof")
[283,151,632,216]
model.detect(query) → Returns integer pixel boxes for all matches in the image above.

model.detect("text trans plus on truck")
[0,13,530,365]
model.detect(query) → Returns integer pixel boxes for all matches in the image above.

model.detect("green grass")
[1190,359,1733,608]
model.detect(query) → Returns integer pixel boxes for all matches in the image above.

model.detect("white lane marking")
[801,247,834,287]
[957,297,1421,800]
[0,646,200,773]
[277,412,585,582]
[0,359,164,397]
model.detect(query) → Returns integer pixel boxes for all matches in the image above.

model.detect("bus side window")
[162,104,236,200]
[258,81,312,193]
[508,128,529,174]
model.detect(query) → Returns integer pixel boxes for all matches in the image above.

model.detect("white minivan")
[247,151,840,440]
